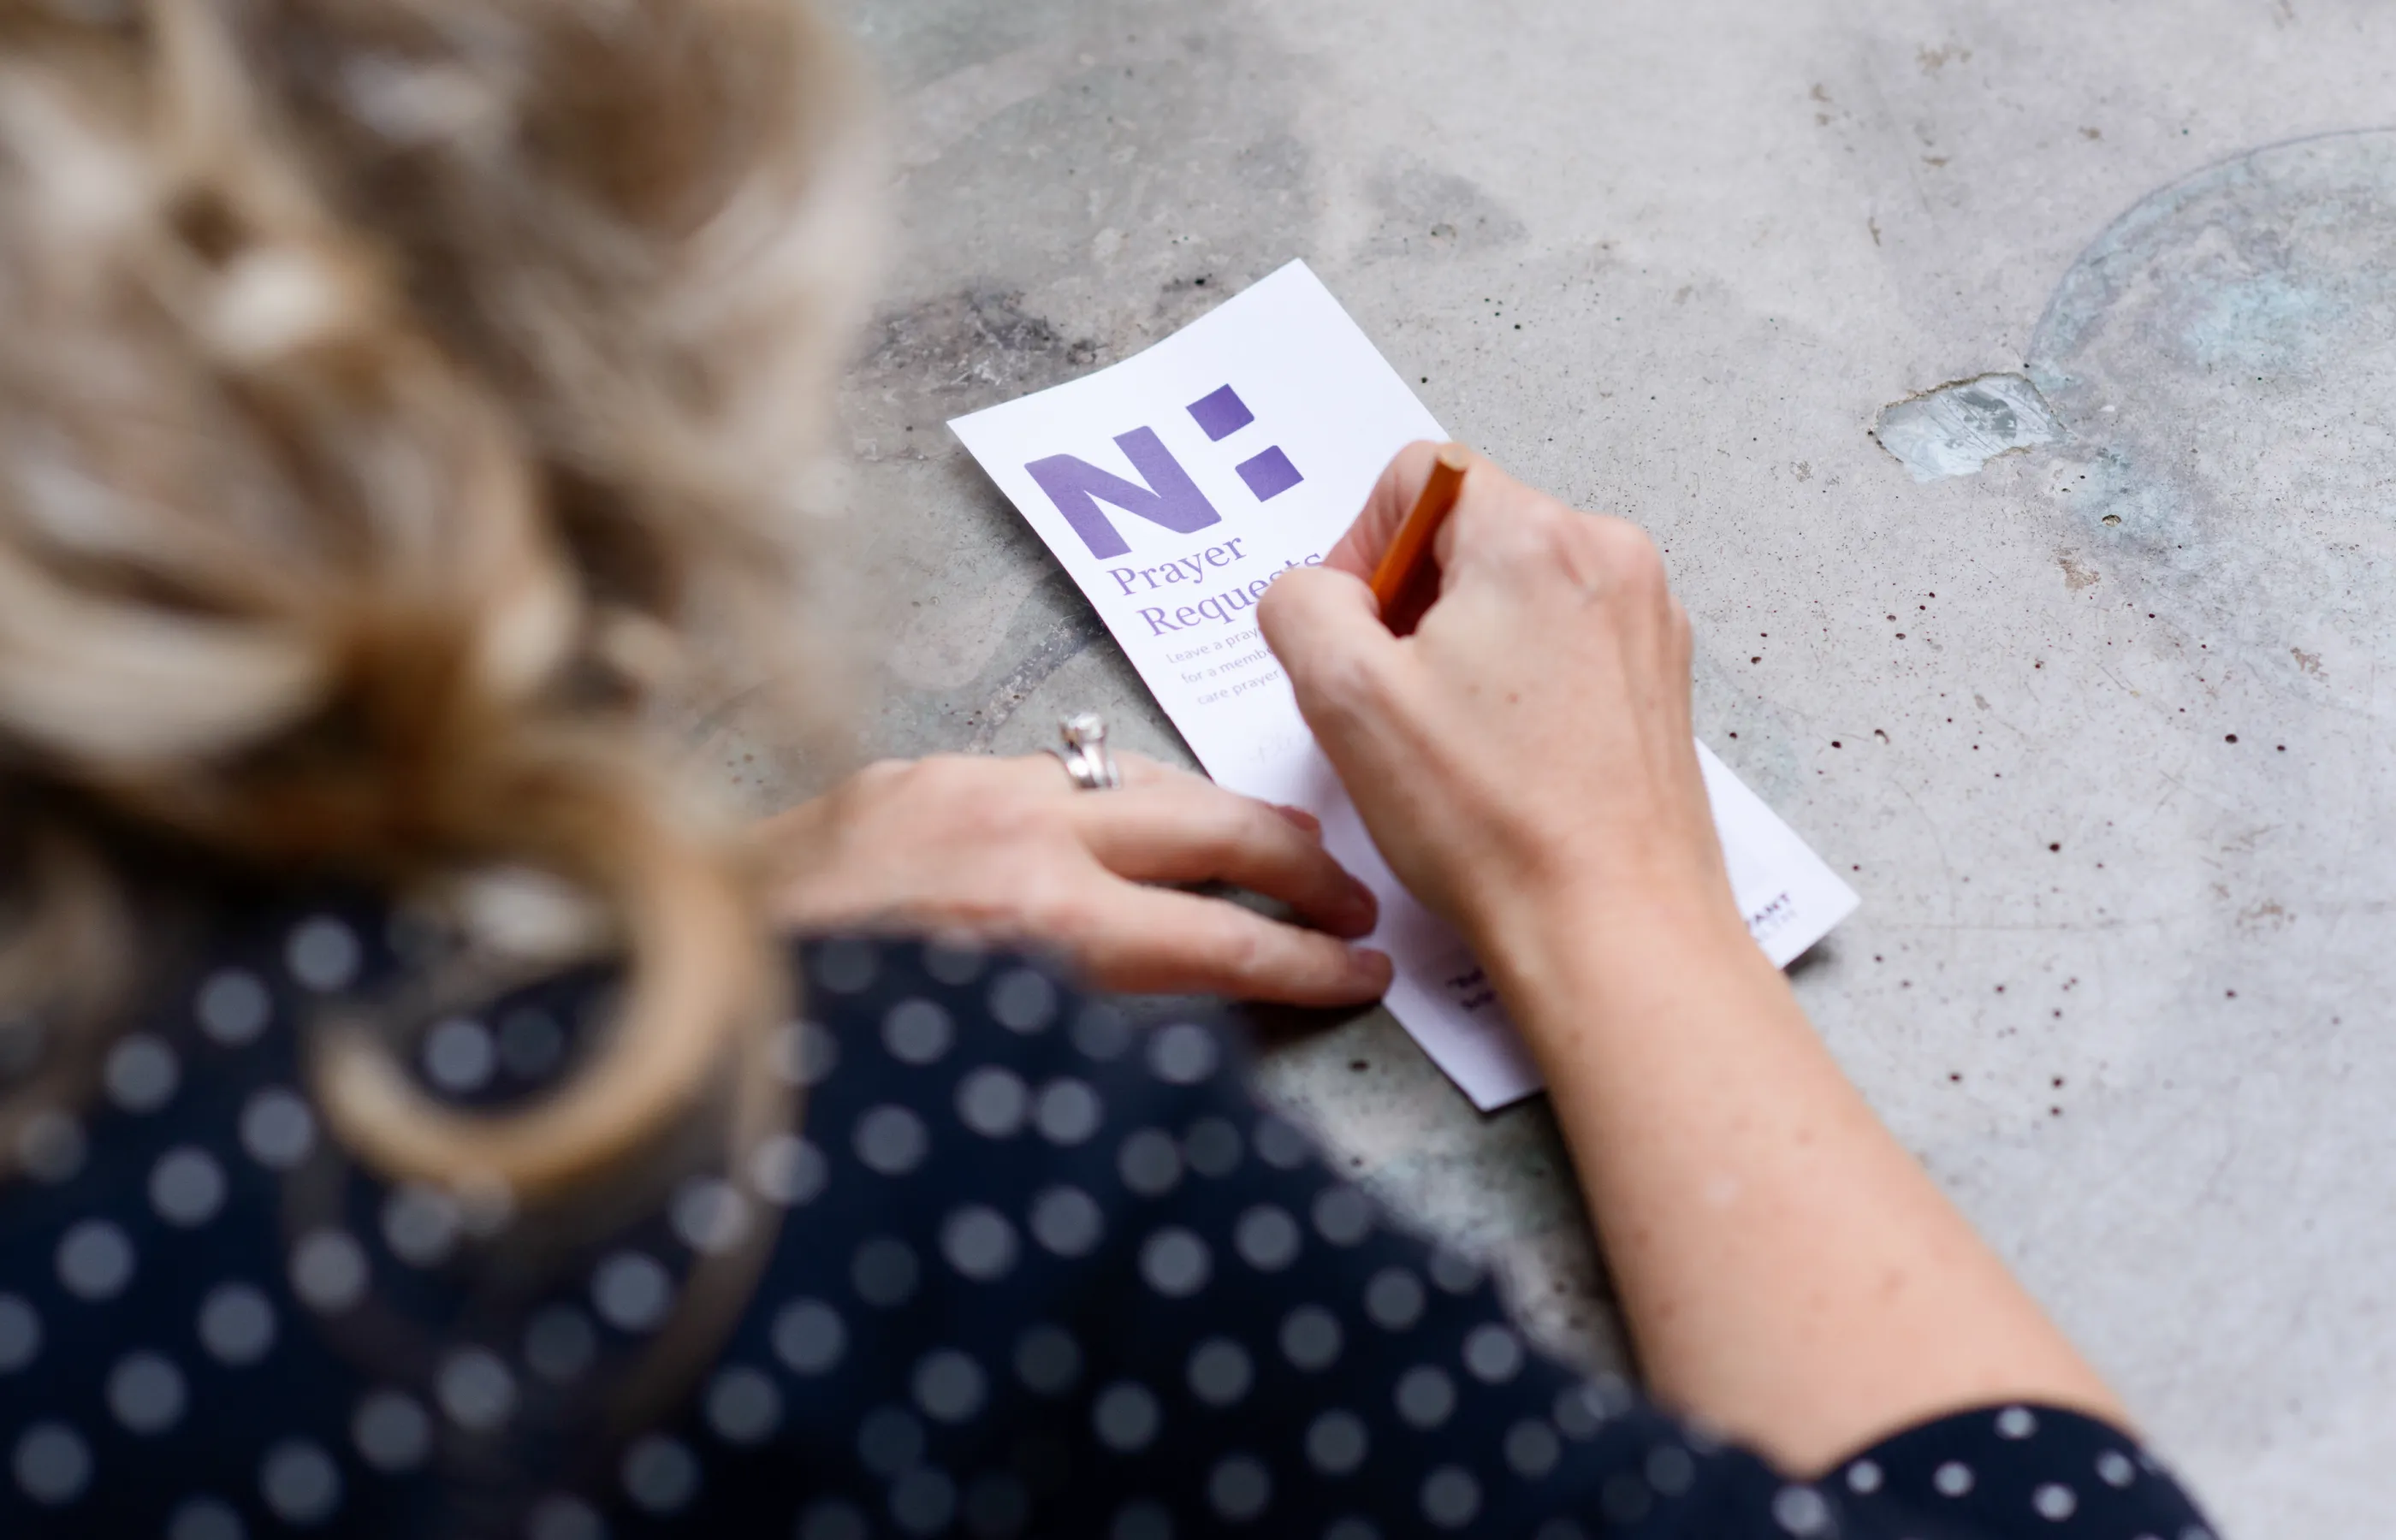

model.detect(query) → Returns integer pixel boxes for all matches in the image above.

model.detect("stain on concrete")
[857,288,1100,407]
[1362,156,1527,261]
[1873,373,2066,481]
[2028,129,2396,701]
[963,599,1110,753]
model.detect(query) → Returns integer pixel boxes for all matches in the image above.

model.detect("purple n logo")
[1027,429,1222,560]
[1027,387,1304,559]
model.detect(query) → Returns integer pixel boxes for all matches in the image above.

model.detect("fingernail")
[1335,880,1379,935]
[1273,804,1323,837]
[1353,948,1394,992]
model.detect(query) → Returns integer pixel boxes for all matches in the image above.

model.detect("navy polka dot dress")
[0,901,2216,1539]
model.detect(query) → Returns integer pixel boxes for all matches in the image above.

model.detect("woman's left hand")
[750,752,1391,1006]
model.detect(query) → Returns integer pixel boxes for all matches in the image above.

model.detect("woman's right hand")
[1269,445,2133,1469]
[1257,443,1743,962]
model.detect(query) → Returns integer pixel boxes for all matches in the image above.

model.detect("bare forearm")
[1482,881,2128,1472]
[1259,449,2127,1472]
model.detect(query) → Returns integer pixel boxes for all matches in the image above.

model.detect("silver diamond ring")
[1049,712,1122,791]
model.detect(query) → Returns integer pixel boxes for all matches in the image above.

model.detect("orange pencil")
[1367,443,1471,636]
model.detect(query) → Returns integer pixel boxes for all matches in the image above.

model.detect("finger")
[1070,779,1377,937]
[1066,883,1393,1005]
[1321,440,1455,580]
[1063,752,1326,842]
[984,747,1181,798]
[1259,563,1411,720]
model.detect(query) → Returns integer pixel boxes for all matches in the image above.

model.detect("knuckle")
[915,755,983,794]
[839,757,916,815]
[1593,516,1666,581]
[1200,797,1266,860]
[853,757,911,792]
[1256,575,1295,631]
[1018,869,1098,939]
[1302,644,1396,722]
[1480,493,1579,571]
[1195,912,1272,981]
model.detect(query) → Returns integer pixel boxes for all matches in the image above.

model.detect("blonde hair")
[0,0,876,1200]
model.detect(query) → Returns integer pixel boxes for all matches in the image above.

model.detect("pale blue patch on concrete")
[1873,374,2066,481]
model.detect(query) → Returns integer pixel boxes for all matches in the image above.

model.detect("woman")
[0,3,2211,1538]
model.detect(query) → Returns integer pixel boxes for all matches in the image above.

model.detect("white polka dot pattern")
[353,1389,432,1472]
[289,1229,368,1314]
[774,1021,840,1087]
[525,1306,597,1383]
[1033,1078,1103,1144]
[0,929,2215,1540]
[706,1366,783,1445]
[1147,1022,1219,1084]
[56,1219,134,1300]
[750,1133,827,1206]
[436,1348,516,1430]
[106,1351,187,1433]
[1308,1409,1369,1474]
[1137,1227,1211,1297]
[622,1434,700,1513]
[15,1110,86,1183]
[882,998,954,1065]
[14,1421,90,1506]
[148,1146,226,1227]
[239,1087,316,1170]
[422,1017,495,1093]
[527,1495,604,1540]
[1505,1418,1560,1478]
[381,1185,461,1268]
[987,968,1057,1032]
[259,1437,341,1524]
[195,969,270,1045]
[167,1496,245,1540]
[197,1283,276,1365]
[671,1178,751,1254]
[104,1034,178,1114]
[1186,1336,1253,1407]
[285,917,361,992]
[1093,1382,1161,1452]
[773,1300,847,1376]
[1029,1186,1104,1257]
[956,1067,1029,1137]
[591,1251,673,1332]
[1772,1484,1833,1536]
[912,1349,987,1424]
[0,1295,39,1373]
[1423,1466,1480,1528]
[1207,1453,1271,1521]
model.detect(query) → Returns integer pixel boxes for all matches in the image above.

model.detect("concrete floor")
[719,3,2396,1532]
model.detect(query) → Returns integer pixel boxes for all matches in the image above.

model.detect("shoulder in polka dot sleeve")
[1820,1401,2218,1540]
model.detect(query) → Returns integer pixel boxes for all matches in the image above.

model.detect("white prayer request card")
[951,261,1858,1110]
